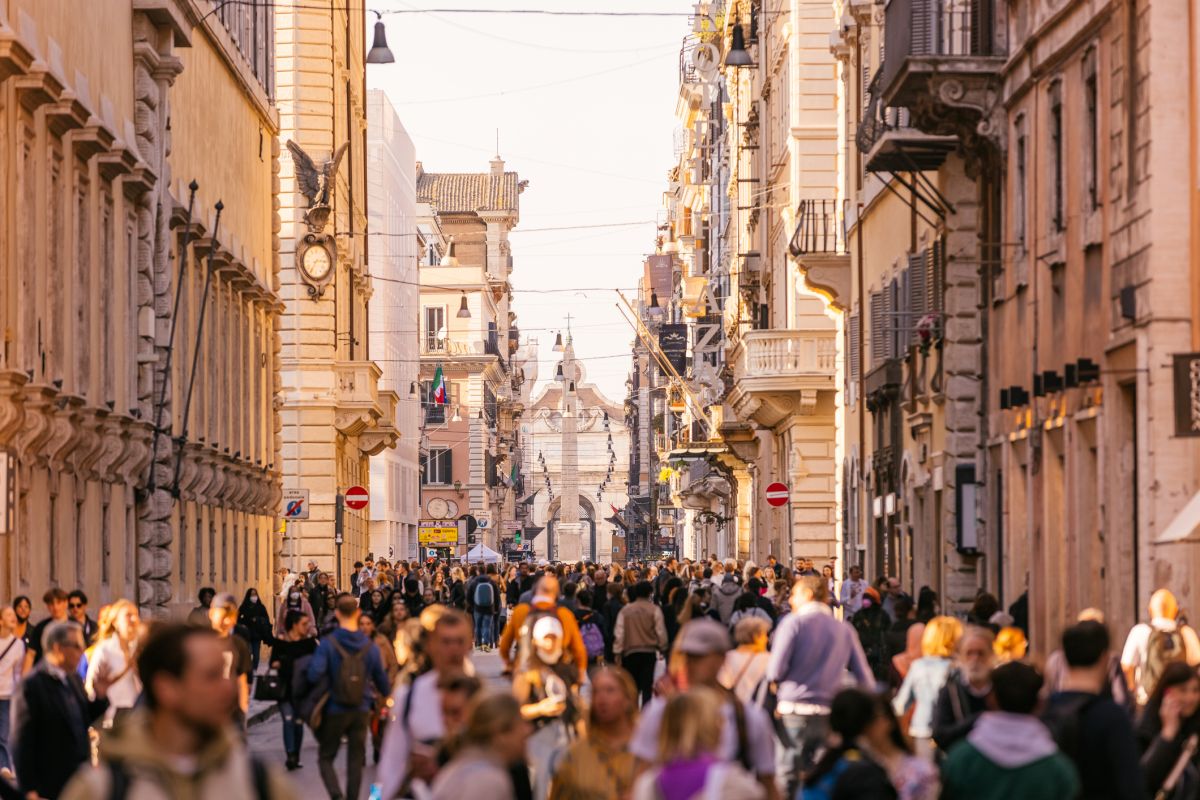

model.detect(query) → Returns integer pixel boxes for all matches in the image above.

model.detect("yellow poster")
[419,523,459,546]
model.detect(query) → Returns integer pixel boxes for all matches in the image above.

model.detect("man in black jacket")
[12,620,110,798]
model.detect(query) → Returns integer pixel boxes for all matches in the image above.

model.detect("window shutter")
[870,291,884,365]
[908,253,926,344]
[930,239,945,313]
[420,452,429,485]
[912,0,932,55]
[849,311,861,382]
[444,449,453,484]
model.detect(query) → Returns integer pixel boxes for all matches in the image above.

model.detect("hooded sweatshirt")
[58,710,296,800]
[941,711,1080,800]
[306,626,391,715]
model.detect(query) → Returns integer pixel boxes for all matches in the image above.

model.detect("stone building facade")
[0,0,281,615]
[417,158,526,555]
[275,3,397,584]
[367,90,421,563]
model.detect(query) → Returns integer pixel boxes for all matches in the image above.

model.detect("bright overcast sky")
[367,0,685,401]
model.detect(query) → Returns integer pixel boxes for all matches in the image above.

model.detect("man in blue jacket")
[307,593,391,800]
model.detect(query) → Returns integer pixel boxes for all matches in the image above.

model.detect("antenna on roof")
[495,128,500,158]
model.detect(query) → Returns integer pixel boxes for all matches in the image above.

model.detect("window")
[422,448,452,485]
[1014,115,1027,248]
[424,306,445,351]
[1084,49,1099,211]
[424,240,438,267]
[1049,81,1064,231]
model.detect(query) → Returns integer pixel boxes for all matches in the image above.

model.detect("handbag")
[253,669,285,702]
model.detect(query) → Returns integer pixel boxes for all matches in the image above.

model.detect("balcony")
[728,330,837,429]
[878,0,1005,147]
[857,73,957,174]
[789,199,851,310]
[334,361,388,437]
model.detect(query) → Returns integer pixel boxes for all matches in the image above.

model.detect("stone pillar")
[939,154,985,609]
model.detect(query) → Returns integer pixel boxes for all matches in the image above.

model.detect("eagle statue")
[286,140,349,208]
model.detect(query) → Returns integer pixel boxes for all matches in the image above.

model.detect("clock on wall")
[296,233,335,298]
[445,499,459,518]
[426,497,448,519]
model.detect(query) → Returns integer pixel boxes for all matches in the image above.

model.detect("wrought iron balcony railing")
[789,198,846,256]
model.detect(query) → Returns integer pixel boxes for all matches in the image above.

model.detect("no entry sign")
[765,482,790,507]
[345,485,369,511]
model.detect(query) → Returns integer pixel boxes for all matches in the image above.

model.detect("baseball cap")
[211,593,239,612]
[675,618,732,656]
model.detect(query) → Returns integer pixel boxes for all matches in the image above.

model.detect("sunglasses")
[68,602,84,609]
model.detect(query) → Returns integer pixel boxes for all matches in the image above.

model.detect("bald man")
[1121,588,1200,704]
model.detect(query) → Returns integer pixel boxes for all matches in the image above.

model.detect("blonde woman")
[432,692,532,800]
[631,687,763,800]
[549,666,639,800]
[892,615,963,758]
[85,599,142,724]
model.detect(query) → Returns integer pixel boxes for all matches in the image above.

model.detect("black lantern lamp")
[366,12,396,64]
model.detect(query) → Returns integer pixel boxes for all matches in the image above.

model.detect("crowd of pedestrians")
[3,554,1200,799]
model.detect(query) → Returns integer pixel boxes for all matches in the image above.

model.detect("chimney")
[490,155,505,177]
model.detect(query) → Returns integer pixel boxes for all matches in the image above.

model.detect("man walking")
[12,621,110,799]
[499,575,587,683]
[838,565,869,616]
[768,575,875,796]
[187,586,217,627]
[376,610,473,799]
[613,581,667,705]
[209,593,252,728]
[66,591,98,647]
[307,593,391,800]
[60,624,296,799]
[1120,588,1200,705]
[24,587,70,670]
[1043,621,1144,800]
[942,662,1079,800]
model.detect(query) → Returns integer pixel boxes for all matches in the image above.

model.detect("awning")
[463,543,502,563]
[1157,490,1200,543]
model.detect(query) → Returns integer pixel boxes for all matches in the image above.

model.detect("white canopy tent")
[464,543,502,564]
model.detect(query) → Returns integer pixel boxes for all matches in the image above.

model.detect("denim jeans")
[776,712,830,796]
[279,700,304,756]
[474,610,494,646]
[0,697,10,771]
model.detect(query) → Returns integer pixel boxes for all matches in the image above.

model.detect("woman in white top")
[718,616,772,706]
[0,606,26,771]
[85,599,142,724]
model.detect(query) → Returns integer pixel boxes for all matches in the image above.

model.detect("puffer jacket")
[60,710,296,800]
[712,577,743,625]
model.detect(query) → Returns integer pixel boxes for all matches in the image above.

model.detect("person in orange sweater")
[499,574,588,683]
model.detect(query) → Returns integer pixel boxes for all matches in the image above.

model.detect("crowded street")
[4,0,1200,798]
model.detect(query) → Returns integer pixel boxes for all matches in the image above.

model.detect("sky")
[366,0,686,401]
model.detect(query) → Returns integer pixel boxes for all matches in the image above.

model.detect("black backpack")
[331,639,367,707]
[109,757,269,799]
[474,579,496,609]
[1042,693,1099,764]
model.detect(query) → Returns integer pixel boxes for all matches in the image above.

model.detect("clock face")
[427,497,448,519]
[301,243,332,282]
[445,499,460,518]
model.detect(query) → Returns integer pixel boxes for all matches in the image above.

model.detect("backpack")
[1042,693,1099,764]
[109,757,269,800]
[474,579,496,609]
[331,639,367,708]
[1143,627,1187,697]
[579,615,605,659]
[518,605,564,671]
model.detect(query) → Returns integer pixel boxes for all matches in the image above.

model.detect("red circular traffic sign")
[345,485,369,510]
[765,482,790,507]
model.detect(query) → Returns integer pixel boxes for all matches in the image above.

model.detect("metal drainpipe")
[856,202,867,567]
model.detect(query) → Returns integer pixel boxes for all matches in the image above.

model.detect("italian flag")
[431,364,447,405]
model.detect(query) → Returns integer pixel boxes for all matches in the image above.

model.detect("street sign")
[282,488,310,519]
[419,522,459,546]
[345,485,369,510]
[426,548,438,559]
[503,520,521,531]
[477,517,490,529]
[765,482,789,507]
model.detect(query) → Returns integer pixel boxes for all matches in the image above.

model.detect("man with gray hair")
[12,620,111,798]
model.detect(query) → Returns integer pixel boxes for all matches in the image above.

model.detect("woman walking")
[84,599,142,725]
[892,616,961,759]
[719,617,771,705]
[238,587,272,674]
[433,692,532,800]
[269,610,318,770]
[631,688,763,800]
[549,667,638,800]
[0,606,26,770]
